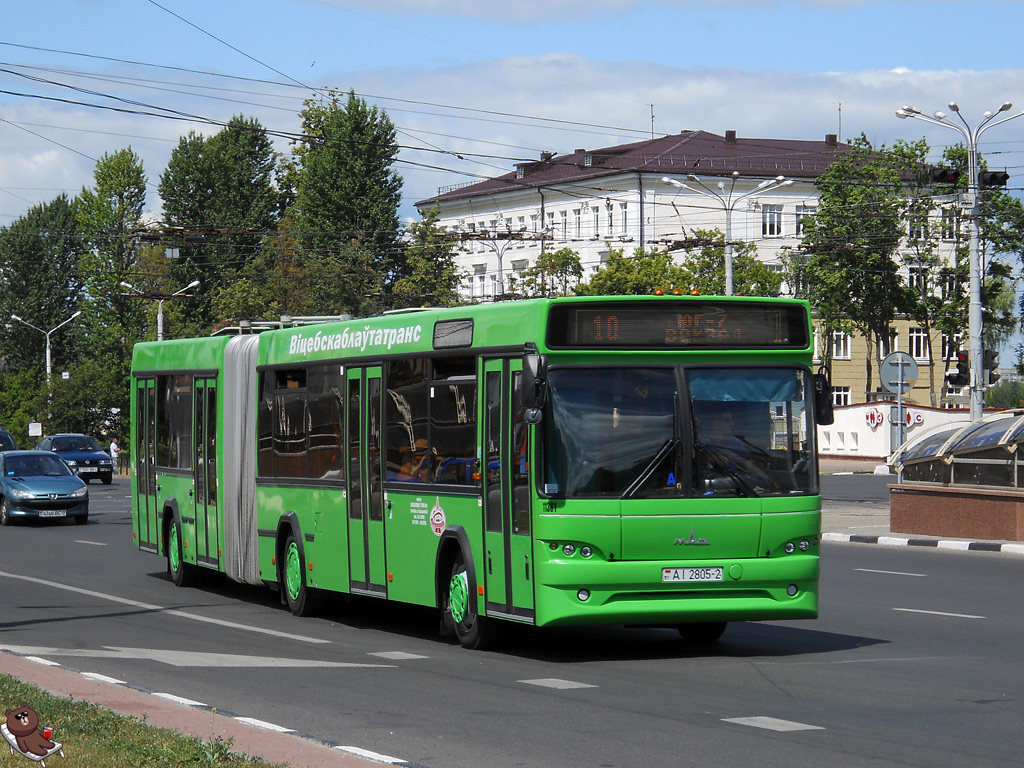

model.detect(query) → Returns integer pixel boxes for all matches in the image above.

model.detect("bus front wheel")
[445,553,494,650]
[167,517,197,588]
[282,533,319,617]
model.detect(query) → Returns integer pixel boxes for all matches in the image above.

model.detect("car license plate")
[77,467,97,473]
[662,566,723,582]
[38,510,67,518]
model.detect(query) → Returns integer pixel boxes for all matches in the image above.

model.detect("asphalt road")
[1,477,1022,768]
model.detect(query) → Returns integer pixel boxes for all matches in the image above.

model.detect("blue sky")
[2,0,1024,224]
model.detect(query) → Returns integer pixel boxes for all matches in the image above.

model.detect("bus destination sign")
[547,301,809,350]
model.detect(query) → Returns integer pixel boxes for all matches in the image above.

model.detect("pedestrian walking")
[109,438,120,475]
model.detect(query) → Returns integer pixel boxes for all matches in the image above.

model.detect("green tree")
[292,89,403,314]
[159,115,280,329]
[677,229,782,297]
[522,247,583,297]
[796,134,916,397]
[575,247,689,296]
[77,148,150,438]
[392,209,463,307]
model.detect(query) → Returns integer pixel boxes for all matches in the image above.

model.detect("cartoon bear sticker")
[2,703,63,765]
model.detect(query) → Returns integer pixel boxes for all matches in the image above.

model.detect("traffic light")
[946,350,970,388]
[929,167,960,184]
[983,348,1001,386]
[979,170,1010,187]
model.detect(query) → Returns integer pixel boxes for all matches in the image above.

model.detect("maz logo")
[674,527,710,546]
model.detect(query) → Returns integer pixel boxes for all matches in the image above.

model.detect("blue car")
[36,433,113,485]
[0,450,89,525]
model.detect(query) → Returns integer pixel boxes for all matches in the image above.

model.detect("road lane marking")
[234,717,293,733]
[0,569,329,644]
[724,716,823,732]
[75,540,107,546]
[893,608,986,620]
[153,692,207,707]
[519,678,597,689]
[81,672,125,685]
[337,745,406,764]
[370,651,428,660]
[0,646,394,669]
[855,568,926,577]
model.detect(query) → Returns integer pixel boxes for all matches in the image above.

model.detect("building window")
[908,215,928,240]
[530,214,539,233]
[831,331,851,360]
[592,206,600,237]
[941,207,957,241]
[560,210,568,240]
[942,332,964,362]
[909,327,930,362]
[573,208,581,239]
[762,205,783,237]
[795,205,815,238]
[832,387,851,407]
[619,202,628,235]
[908,265,928,294]
[546,211,555,235]
[877,329,897,358]
[606,204,613,236]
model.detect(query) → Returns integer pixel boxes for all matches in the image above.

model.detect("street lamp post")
[10,310,82,387]
[120,280,199,341]
[662,172,793,296]
[896,101,1024,421]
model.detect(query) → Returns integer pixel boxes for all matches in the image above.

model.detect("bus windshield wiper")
[622,437,678,499]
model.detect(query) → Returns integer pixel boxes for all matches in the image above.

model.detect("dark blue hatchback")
[36,433,114,485]
[0,450,89,525]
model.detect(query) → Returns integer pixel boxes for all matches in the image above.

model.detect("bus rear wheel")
[167,517,197,588]
[445,553,495,650]
[282,534,319,617]
[677,621,727,644]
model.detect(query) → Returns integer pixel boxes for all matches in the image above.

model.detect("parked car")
[36,433,113,485]
[0,429,17,452]
[0,450,89,525]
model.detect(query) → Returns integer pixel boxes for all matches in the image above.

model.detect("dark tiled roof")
[417,130,850,207]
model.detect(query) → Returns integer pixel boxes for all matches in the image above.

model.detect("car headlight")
[66,460,79,467]
[9,487,34,499]
[71,486,88,498]
[99,460,112,466]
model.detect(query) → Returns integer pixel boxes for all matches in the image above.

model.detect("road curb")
[823,531,1024,555]
[0,651,434,768]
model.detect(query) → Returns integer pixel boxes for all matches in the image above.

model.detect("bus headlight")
[562,544,576,556]
[577,589,590,601]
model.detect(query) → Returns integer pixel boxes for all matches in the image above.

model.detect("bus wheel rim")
[169,525,180,572]
[286,542,303,601]
[449,569,470,625]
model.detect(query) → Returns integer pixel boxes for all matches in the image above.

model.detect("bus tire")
[677,621,727,644]
[282,533,319,617]
[167,516,198,588]
[445,551,494,650]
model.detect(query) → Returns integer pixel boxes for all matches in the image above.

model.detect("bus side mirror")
[813,370,834,426]
[522,352,549,424]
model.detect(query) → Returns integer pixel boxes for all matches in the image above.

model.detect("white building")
[415,130,851,300]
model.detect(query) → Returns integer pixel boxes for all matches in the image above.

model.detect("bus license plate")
[38,510,66,518]
[663,566,723,582]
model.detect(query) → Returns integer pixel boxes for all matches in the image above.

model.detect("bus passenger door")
[192,378,219,567]
[347,367,387,597]
[134,378,159,552]
[482,359,535,621]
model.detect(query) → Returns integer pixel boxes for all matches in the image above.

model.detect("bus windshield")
[542,366,816,499]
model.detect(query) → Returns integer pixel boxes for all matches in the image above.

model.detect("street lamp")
[662,172,793,296]
[896,101,1024,420]
[10,310,82,387]
[120,279,199,341]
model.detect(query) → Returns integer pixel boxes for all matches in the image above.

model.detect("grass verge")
[0,674,285,767]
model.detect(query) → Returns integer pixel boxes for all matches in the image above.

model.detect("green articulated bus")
[129,295,834,649]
